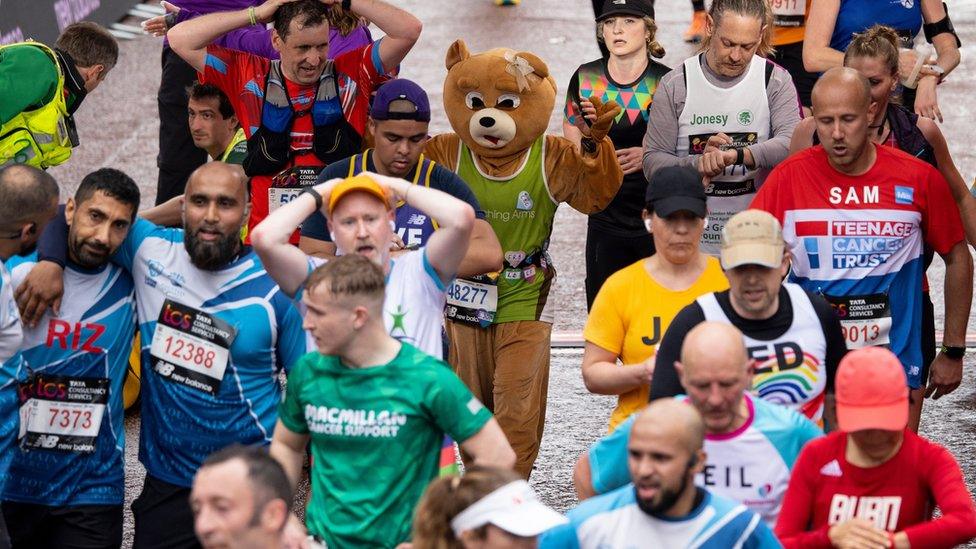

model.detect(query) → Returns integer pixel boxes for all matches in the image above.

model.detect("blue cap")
[370,79,431,122]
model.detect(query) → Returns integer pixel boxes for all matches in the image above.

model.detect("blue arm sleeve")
[538,523,580,549]
[37,205,68,267]
[589,415,635,495]
[744,518,784,549]
[111,218,161,271]
[273,292,309,372]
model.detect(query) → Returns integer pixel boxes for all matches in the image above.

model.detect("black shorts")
[769,41,818,108]
[2,500,122,549]
[132,475,201,549]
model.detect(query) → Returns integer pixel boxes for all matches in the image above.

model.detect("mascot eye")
[495,94,521,109]
[465,92,486,109]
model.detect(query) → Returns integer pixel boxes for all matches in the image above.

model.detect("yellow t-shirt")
[583,257,729,431]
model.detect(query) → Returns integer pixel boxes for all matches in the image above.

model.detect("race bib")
[445,277,498,328]
[771,0,805,27]
[269,166,323,213]
[150,300,237,395]
[824,293,892,349]
[18,373,108,453]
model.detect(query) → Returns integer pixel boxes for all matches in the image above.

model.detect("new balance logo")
[820,459,843,477]
[407,214,427,225]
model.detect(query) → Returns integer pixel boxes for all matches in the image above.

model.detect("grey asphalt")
[40,0,976,546]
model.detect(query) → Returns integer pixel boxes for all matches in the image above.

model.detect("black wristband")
[342,0,352,10]
[303,187,324,210]
[940,345,966,360]
[735,147,745,166]
[581,137,597,154]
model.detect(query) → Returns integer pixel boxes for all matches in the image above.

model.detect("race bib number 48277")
[149,300,237,395]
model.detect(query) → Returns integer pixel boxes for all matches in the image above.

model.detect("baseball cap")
[720,210,785,270]
[597,0,655,21]
[835,347,909,432]
[450,480,568,537]
[370,79,431,122]
[327,174,393,214]
[645,166,707,218]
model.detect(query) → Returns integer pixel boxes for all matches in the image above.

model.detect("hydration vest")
[0,42,76,169]
[241,59,362,176]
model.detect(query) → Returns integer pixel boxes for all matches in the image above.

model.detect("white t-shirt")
[0,261,22,364]
[306,249,448,358]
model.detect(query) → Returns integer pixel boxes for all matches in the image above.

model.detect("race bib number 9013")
[150,300,237,395]
[824,293,892,349]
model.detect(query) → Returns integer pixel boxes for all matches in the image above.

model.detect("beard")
[68,236,111,269]
[184,226,241,270]
[635,470,691,516]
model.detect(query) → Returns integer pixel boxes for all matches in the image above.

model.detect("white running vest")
[677,55,771,255]
[697,283,829,423]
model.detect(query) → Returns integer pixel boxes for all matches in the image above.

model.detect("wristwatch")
[302,187,324,211]
[940,345,966,360]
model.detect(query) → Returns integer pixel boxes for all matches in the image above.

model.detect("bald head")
[632,398,705,455]
[811,67,872,113]
[680,321,748,375]
[0,165,59,231]
[185,162,249,201]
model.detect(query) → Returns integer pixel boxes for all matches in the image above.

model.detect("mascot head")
[443,40,556,159]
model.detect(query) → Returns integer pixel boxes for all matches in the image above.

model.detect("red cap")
[835,347,909,432]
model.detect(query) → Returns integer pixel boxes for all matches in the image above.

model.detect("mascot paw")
[586,96,622,143]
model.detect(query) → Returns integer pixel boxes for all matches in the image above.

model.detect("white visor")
[450,480,568,537]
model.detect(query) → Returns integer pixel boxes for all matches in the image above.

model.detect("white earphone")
[644,218,653,232]
[389,220,397,232]
[329,231,336,241]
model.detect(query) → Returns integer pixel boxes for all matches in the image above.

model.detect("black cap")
[597,0,654,21]
[645,166,707,218]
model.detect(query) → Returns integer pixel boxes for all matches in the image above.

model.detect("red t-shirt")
[202,43,386,241]
[775,430,976,548]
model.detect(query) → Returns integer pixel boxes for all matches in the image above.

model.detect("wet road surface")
[40,0,976,545]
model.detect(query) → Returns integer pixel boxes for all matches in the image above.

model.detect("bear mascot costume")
[423,40,623,478]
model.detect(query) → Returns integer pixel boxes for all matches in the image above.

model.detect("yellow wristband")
[247,6,257,26]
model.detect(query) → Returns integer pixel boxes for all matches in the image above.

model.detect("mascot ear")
[446,40,471,71]
[513,51,549,79]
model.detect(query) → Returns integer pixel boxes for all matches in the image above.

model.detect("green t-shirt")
[278,343,492,548]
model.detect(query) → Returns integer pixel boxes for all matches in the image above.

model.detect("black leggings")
[585,224,655,310]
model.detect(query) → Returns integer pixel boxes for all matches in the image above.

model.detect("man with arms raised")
[169,0,422,241]
[298,78,502,278]
[541,398,778,548]
[271,254,514,547]
[751,67,973,430]
[575,322,821,527]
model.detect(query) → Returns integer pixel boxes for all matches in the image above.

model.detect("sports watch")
[940,345,966,360]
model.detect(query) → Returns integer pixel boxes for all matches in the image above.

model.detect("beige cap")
[720,210,785,269]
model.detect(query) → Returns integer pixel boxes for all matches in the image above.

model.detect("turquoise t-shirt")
[278,342,492,548]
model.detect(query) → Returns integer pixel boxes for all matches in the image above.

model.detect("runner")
[751,67,973,432]
[191,445,292,549]
[411,466,566,548]
[0,22,118,169]
[642,0,800,256]
[565,0,670,308]
[775,347,976,549]
[168,0,422,242]
[575,322,821,527]
[297,78,503,277]
[270,254,515,548]
[651,209,847,428]
[541,398,780,548]
[791,25,976,247]
[1,169,139,549]
[0,165,58,549]
[582,167,727,431]
[251,171,474,359]
[803,0,961,119]
[24,162,308,548]
[187,83,248,164]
